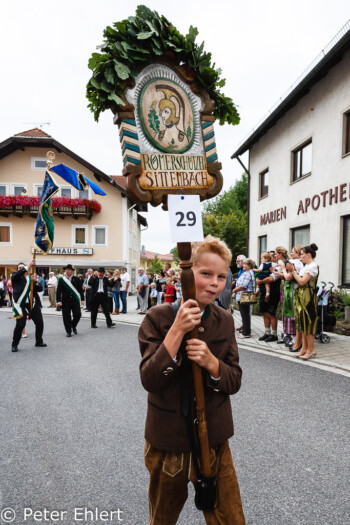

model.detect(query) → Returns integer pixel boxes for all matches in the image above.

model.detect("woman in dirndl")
[290,244,319,360]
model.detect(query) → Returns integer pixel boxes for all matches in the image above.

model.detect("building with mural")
[232,22,350,288]
[0,129,147,290]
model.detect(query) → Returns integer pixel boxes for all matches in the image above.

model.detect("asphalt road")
[0,312,349,525]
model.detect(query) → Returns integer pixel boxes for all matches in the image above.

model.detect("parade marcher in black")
[11,260,46,352]
[88,267,116,329]
[56,264,84,337]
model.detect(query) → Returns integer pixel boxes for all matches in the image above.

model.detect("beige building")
[0,128,147,289]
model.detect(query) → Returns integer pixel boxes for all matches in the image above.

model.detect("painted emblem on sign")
[138,78,195,154]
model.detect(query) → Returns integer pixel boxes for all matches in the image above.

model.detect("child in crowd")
[164,277,175,303]
[149,282,158,307]
[138,235,245,525]
[254,252,273,301]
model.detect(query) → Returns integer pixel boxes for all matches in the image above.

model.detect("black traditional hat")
[98,267,105,273]
[63,264,75,271]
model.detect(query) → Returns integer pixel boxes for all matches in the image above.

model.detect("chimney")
[141,245,146,255]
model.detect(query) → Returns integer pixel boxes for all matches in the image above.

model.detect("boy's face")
[192,253,228,310]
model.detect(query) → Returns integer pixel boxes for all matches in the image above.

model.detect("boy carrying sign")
[138,236,245,524]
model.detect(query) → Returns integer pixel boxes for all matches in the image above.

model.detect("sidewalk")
[231,309,350,375]
[2,296,349,374]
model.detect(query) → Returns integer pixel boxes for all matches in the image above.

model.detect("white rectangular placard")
[168,194,204,243]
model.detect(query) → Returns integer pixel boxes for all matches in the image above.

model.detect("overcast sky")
[1,0,349,254]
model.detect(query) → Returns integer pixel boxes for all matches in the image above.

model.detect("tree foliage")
[86,5,240,126]
[170,246,180,265]
[202,173,248,261]
[203,173,248,216]
[149,255,164,274]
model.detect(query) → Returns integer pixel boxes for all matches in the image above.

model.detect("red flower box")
[0,195,101,213]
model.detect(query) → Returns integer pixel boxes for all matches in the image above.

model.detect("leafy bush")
[327,289,350,320]
[86,5,239,126]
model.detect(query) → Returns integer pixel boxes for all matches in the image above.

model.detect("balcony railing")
[0,195,101,220]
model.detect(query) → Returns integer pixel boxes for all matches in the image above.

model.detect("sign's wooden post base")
[177,241,212,478]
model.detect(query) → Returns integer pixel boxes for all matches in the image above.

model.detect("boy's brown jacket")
[138,303,242,453]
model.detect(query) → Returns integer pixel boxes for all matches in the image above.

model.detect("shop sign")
[32,247,93,255]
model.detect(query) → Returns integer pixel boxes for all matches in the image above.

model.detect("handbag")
[240,291,257,304]
[239,270,257,304]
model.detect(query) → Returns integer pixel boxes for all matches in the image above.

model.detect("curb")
[238,340,350,374]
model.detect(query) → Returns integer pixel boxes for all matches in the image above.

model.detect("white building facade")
[233,24,350,288]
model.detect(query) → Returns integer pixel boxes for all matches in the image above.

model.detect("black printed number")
[176,211,196,227]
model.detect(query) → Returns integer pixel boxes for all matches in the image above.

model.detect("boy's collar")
[201,304,211,322]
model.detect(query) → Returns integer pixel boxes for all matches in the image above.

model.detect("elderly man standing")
[120,267,130,314]
[137,267,149,315]
[47,271,58,308]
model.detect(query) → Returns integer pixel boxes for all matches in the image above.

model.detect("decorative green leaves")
[86,5,240,126]
[148,104,160,134]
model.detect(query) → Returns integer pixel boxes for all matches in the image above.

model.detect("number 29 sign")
[168,195,204,243]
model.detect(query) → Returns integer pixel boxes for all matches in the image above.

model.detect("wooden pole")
[29,249,36,310]
[177,241,212,478]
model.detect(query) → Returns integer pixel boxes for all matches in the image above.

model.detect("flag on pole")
[50,164,107,196]
[34,171,59,254]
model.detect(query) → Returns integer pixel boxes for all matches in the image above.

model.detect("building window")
[291,225,310,248]
[60,187,72,198]
[343,111,350,155]
[259,169,269,198]
[92,226,108,246]
[34,185,43,196]
[258,235,267,261]
[292,140,312,181]
[31,157,47,170]
[11,184,27,196]
[0,184,8,196]
[72,225,88,246]
[0,223,12,244]
[78,189,89,200]
[342,216,350,287]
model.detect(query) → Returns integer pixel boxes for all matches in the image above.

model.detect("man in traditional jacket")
[11,260,47,352]
[56,264,84,337]
[88,267,115,329]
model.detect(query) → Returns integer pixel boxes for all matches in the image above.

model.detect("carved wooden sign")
[114,61,223,209]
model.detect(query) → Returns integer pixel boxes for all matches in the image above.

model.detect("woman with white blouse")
[287,244,319,360]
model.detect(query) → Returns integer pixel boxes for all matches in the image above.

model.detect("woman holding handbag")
[232,259,255,339]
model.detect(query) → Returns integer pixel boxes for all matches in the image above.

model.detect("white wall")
[248,49,350,286]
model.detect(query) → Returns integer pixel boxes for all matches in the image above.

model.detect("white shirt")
[98,278,104,293]
[47,276,58,287]
[300,261,318,278]
[290,259,304,273]
[120,272,130,292]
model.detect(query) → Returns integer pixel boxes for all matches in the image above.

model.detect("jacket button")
[162,370,169,376]
[166,367,173,373]
[198,327,205,333]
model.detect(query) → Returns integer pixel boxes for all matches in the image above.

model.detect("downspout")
[234,154,251,256]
